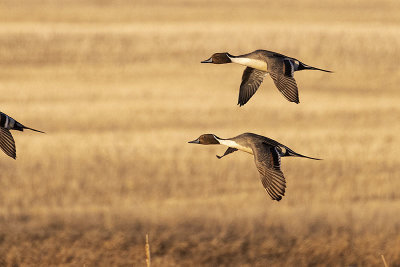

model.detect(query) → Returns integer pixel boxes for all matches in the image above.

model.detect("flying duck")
[201,50,332,106]
[0,111,44,159]
[189,132,321,201]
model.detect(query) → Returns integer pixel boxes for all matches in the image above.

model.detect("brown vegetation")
[0,0,399,266]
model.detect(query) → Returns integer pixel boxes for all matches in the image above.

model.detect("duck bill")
[201,57,213,63]
[188,138,200,144]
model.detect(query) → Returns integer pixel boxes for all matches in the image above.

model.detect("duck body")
[189,132,320,201]
[0,112,44,159]
[202,50,332,106]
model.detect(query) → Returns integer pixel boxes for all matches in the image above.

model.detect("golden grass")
[381,255,389,267]
[145,234,151,267]
[0,0,399,266]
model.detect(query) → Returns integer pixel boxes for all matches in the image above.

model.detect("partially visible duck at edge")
[201,50,332,106]
[0,111,45,159]
[189,132,321,201]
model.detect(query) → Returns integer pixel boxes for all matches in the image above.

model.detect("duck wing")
[216,147,238,159]
[252,142,286,201]
[0,127,16,159]
[238,67,267,106]
[269,72,299,104]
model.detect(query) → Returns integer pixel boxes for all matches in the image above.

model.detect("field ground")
[0,0,400,266]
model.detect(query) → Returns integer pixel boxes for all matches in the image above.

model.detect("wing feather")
[252,144,286,201]
[238,67,267,106]
[0,127,16,159]
[269,72,299,104]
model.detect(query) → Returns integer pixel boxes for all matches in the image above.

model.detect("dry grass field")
[0,0,400,266]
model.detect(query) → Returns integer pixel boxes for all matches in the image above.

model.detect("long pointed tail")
[285,149,322,160]
[24,126,45,133]
[299,62,333,73]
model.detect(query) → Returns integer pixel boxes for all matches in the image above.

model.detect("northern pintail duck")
[201,50,332,106]
[189,133,320,201]
[0,112,44,159]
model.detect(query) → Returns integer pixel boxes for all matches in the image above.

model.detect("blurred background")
[0,0,399,266]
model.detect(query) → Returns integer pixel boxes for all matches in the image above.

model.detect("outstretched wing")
[252,142,286,201]
[269,72,299,104]
[216,147,238,159]
[238,67,267,106]
[0,127,16,159]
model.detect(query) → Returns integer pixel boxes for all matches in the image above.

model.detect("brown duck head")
[188,134,220,145]
[201,53,232,64]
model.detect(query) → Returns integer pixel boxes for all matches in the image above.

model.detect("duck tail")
[15,122,45,133]
[298,62,332,73]
[284,148,322,160]
[24,126,45,133]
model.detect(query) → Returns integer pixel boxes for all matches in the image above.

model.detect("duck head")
[188,134,220,145]
[201,53,232,64]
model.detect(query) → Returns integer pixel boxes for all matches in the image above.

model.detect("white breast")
[218,139,253,154]
[230,57,268,72]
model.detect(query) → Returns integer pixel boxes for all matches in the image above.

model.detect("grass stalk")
[145,234,151,267]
